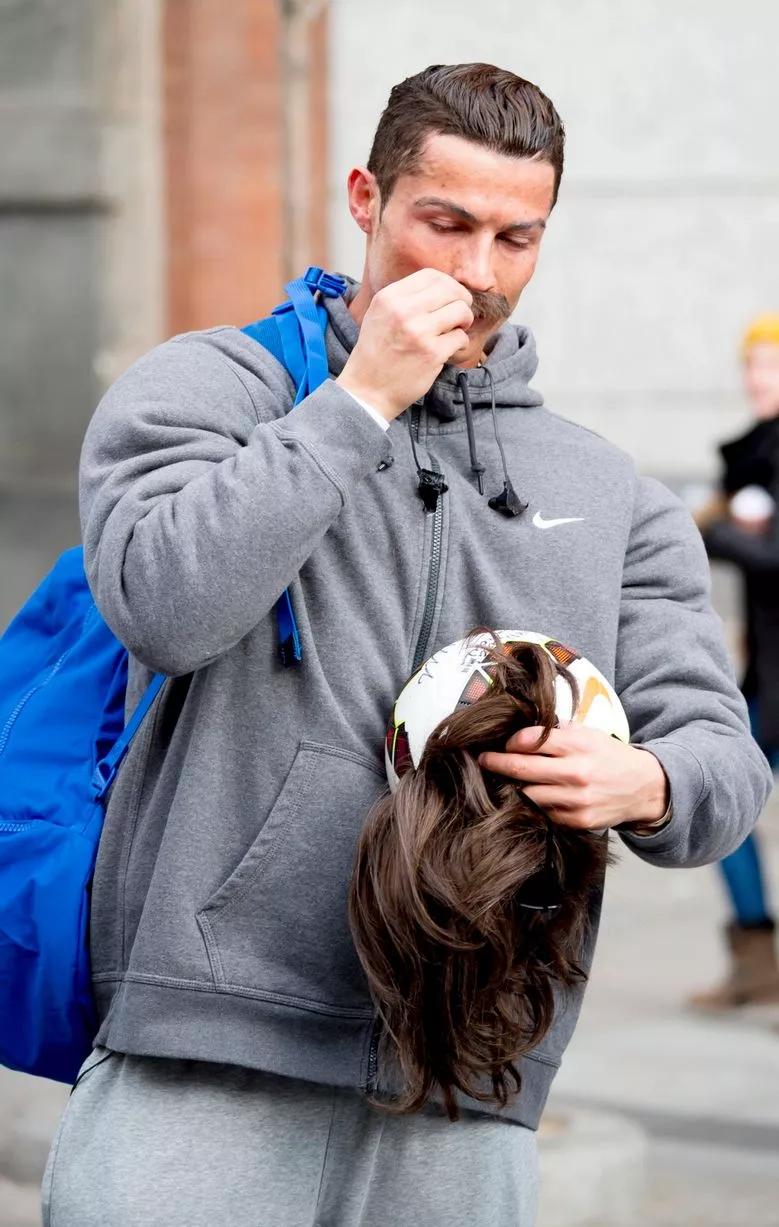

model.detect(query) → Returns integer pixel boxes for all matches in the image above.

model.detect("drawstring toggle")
[488,479,527,518]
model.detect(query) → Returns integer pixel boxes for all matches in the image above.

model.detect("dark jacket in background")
[704,416,779,745]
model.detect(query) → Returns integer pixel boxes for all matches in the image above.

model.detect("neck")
[458,350,488,370]
[347,281,372,327]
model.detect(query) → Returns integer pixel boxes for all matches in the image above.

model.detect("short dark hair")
[367,63,565,207]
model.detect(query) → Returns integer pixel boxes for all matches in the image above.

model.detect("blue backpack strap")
[240,316,286,365]
[271,306,308,394]
[281,276,332,394]
[243,307,309,408]
[276,589,301,669]
[91,671,167,800]
[243,267,343,399]
[242,268,347,666]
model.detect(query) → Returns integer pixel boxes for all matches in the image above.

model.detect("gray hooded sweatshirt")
[80,283,773,1128]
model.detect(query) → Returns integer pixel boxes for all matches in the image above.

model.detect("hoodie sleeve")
[614,475,773,868]
[80,331,390,676]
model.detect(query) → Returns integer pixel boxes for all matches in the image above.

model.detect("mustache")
[467,290,512,325]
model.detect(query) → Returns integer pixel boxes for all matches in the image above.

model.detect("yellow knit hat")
[742,313,779,356]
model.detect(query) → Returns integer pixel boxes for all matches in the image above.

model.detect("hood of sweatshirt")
[323,275,545,421]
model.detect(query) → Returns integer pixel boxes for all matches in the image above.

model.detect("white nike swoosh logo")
[532,511,586,529]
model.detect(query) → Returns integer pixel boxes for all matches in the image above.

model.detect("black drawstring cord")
[407,405,448,513]
[406,406,424,471]
[407,371,526,517]
[484,367,527,518]
[456,371,486,495]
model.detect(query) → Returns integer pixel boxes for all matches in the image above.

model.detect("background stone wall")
[0,0,103,497]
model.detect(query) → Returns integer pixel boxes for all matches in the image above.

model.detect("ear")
[347,166,380,235]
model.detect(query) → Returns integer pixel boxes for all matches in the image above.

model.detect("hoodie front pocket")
[197,741,385,1012]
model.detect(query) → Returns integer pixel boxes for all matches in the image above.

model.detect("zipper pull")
[416,469,448,513]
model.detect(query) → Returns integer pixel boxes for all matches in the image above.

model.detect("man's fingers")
[341,267,474,422]
[504,726,572,755]
[404,270,473,311]
[522,786,577,812]
[438,329,471,363]
[429,300,475,336]
[521,788,593,828]
[478,751,567,785]
[395,267,447,294]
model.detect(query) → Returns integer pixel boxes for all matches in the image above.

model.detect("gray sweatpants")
[42,1049,538,1227]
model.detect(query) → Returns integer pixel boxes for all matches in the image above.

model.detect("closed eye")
[428,221,530,249]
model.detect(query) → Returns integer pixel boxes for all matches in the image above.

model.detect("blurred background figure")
[690,315,779,1010]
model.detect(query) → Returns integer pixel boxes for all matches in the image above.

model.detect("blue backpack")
[0,267,345,1083]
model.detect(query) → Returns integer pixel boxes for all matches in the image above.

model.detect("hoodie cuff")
[618,736,711,853]
[618,798,673,838]
[271,379,393,502]
[618,739,706,851]
[344,391,390,432]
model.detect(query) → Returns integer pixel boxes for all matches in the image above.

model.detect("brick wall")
[163,0,328,334]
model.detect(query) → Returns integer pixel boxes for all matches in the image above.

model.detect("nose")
[451,233,497,294]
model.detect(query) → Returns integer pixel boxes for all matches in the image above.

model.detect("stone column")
[94,0,166,391]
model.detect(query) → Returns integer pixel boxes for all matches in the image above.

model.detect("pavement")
[548,790,779,1226]
[1,498,778,1225]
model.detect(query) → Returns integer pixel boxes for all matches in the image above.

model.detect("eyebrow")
[413,196,546,232]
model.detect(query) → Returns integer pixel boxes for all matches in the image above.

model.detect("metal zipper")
[0,821,32,833]
[0,606,97,761]
[0,650,71,760]
[364,1015,382,1093]
[411,404,445,674]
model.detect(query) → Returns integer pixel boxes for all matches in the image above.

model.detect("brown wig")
[349,632,609,1121]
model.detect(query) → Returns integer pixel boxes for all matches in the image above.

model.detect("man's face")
[351,133,556,367]
[744,343,779,421]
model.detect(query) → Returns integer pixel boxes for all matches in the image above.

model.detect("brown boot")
[689,920,779,1010]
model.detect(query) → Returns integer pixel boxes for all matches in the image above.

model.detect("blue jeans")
[719,703,778,926]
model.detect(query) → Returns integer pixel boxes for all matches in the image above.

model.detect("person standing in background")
[691,315,779,1009]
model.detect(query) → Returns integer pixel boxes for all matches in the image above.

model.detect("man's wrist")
[618,797,674,838]
[618,747,673,837]
[343,389,390,432]
[335,372,395,424]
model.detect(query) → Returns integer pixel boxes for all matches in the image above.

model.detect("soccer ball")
[385,630,630,791]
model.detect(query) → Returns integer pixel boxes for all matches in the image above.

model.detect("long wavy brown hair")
[349,631,610,1121]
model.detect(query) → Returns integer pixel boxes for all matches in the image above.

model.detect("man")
[44,64,771,1227]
